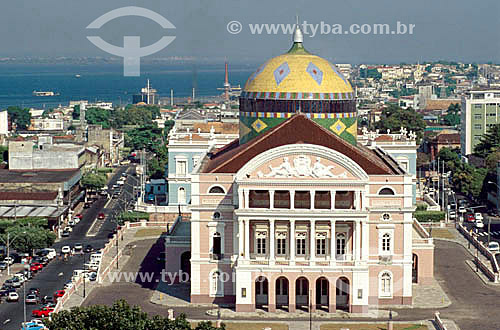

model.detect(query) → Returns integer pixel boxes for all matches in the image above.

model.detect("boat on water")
[75,74,81,78]
[32,91,59,97]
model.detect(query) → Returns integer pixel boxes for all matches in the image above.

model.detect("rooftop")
[0,169,80,184]
[202,114,403,175]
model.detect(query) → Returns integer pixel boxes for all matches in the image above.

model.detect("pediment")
[236,144,369,181]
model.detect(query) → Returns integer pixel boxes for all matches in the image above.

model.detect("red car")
[98,213,105,220]
[32,306,54,317]
[75,213,83,219]
[467,214,475,222]
[53,290,65,300]
[30,263,42,272]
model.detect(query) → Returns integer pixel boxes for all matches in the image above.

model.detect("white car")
[73,217,80,224]
[459,206,466,213]
[475,213,483,221]
[61,246,71,254]
[7,292,19,302]
[14,273,26,283]
[449,211,456,219]
[64,226,73,233]
[3,257,14,265]
[488,241,500,253]
[117,179,125,185]
[68,219,75,227]
[475,220,485,229]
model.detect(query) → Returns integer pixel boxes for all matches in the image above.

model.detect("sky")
[1,0,499,65]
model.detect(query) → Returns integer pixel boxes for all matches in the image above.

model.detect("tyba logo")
[87,7,176,76]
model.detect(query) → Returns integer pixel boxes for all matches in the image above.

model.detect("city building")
[29,118,66,131]
[165,27,433,313]
[167,122,239,206]
[8,139,85,170]
[460,89,500,155]
[87,125,124,165]
[0,110,8,135]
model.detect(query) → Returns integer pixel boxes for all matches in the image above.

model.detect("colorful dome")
[243,48,353,98]
[239,26,357,146]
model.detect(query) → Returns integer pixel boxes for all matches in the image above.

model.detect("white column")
[355,221,361,261]
[310,190,315,210]
[330,220,336,261]
[290,219,295,262]
[238,190,244,208]
[270,190,275,209]
[269,219,275,262]
[331,190,336,210]
[362,221,369,261]
[238,219,244,257]
[354,190,359,210]
[310,220,315,260]
[244,219,250,258]
[290,190,295,210]
[244,189,249,209]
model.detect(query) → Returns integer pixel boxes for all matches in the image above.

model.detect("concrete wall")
[9,141,84,170]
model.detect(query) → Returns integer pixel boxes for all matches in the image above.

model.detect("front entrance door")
[255,277,269,307]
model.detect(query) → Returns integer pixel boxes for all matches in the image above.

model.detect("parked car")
[116,179,125,185]
[64,226,73,233]
[488,241,500,253]
[61,246,71,254]
[68,219,75,227]
[7,291,19,302]
[3,256,14,265]
[41,296,54,305]
[89,272,97,281]
[25,294,39,304]
[73,217,81,224]
[29,288,41,296]
[449,211,456,219]
[75,213,83,219]
[0,261,7,270]
[475,220,484,229]
[63,281,74,290]
[53,290,65,300]
[74,243,83,252]
[466,214,475,222]
[459,206,467,214]
[31,306,54,318]
[84,202,92,208]
[61,230,70,237]
[11,278,21,288]
[98,213,105,220]
[475,213,484,221]
[83,245,94,253]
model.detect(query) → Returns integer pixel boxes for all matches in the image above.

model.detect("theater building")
[165,26,434,313]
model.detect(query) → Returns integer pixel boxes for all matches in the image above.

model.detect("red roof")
[202,114,398,175]
[0,191,58,201]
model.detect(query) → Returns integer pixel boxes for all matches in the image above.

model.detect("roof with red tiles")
[202,114,399,175]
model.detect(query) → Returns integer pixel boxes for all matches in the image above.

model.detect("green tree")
[1,225,56,254]
[0,145,7,163]
[474,124,500,158]
[86,108,112,128]
[81,172,107,191]
[442,103,460,126]
[46,300,222,330]
[72,105,80,120]
[6,106,31,130]
[374,104,426,142]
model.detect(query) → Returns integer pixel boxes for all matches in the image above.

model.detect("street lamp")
[0,231,27,276]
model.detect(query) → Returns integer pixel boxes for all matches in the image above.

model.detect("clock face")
[383,213,390,221]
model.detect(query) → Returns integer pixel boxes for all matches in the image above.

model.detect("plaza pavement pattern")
[79,229,500,329]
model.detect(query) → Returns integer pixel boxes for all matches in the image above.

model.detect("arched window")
[379,187,395,195]
[380,272,392,297]
[212,232,222,260]
[210,271,223,297]
[209,186,225,194]
[382,233,391,253]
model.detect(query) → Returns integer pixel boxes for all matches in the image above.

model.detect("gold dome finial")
[293,16,303,44]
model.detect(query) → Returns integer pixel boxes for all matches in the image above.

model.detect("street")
[0,165,136,330]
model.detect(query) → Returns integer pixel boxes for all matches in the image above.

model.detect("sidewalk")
[433,226,500,285]
[61,227,162,310]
